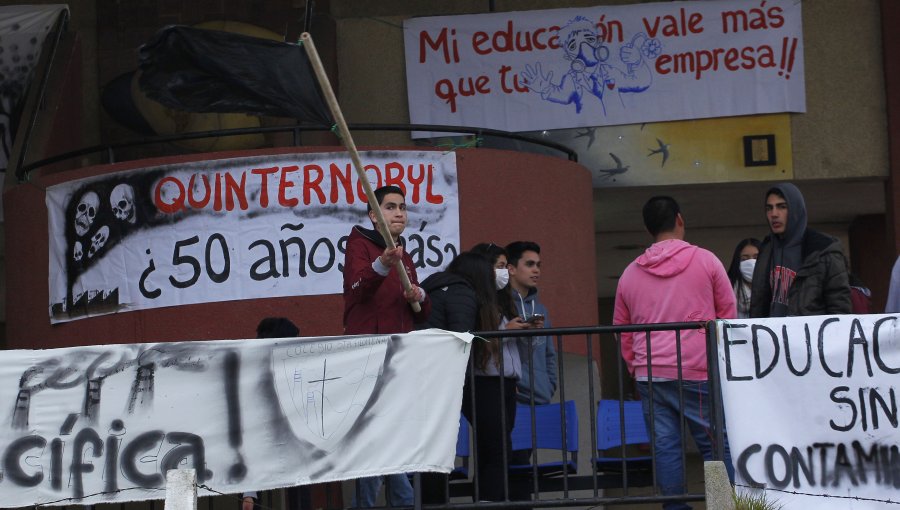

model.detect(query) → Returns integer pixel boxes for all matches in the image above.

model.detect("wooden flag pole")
[299,32,421,313]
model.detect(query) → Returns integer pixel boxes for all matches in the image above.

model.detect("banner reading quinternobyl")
[0,329,470,507]
[404,0,804,134]
[46,150,459,323]
[717,315,900,509]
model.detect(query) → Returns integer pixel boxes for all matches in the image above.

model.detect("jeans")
[636,380,734,510]
[355,474,413,507]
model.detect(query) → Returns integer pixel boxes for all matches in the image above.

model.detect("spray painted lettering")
[718,314,900,505]
[0,331,470,507]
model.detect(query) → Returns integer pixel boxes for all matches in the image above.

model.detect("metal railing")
[336,322,728,510]
[8,5,577,183]
[14,122,578,182]
[17,322,727,510]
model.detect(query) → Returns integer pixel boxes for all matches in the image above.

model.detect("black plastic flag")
[138,26,332,125]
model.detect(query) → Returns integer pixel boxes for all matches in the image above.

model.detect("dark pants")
[422,376,530,503]
[463,376,530,502]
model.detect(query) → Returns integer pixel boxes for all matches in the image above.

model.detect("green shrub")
[733,489,783,510]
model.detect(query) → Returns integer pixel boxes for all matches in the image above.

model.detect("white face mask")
[740,258,756,282]
[494,268,510,290]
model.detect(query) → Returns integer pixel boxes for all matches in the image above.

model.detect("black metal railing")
[326,322,729,510]
[8,4,577,183]
[14,122,578,182]
[21,322,727,510]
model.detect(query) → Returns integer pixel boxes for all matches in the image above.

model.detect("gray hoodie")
[513,287,558,405]
[766,183,807,317]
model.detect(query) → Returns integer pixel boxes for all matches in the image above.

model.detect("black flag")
[138,26,332,125]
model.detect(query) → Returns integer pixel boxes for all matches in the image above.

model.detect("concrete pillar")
[164,469,198,510]
[704,461,735,510]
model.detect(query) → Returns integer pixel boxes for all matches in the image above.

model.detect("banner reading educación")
[0,330,471,507]
[46,150,459,323]
[717,315,900,509]
[404,0,804,133]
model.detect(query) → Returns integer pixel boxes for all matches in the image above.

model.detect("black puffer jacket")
[417,271,478,332]
[750,229,852,317]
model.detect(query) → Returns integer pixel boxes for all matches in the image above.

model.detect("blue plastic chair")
[509,400,578,477]
[451,414,470,480]
[595,400,653,481]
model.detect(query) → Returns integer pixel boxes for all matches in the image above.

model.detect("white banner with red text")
[404,0,804,134]
[717,315,900,509]
[0,329,471,507]
[46,150,459,323]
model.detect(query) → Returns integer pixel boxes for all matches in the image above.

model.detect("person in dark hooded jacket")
[749,183,851,317]
[418,250,530,503]
[419,252,497,333]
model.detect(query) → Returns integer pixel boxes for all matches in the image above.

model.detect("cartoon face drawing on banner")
[73,240,83,262]
[74,191,100,236]
[520,15,660,115]
[563,19,608,68]
[110,183,137,224]
[270,337,390,452]
[88,225,110,258]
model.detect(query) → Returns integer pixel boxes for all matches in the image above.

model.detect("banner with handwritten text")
[404,0,804,134]
[717,315,900,509]
[46,151,459,323]
[0,329,471,507]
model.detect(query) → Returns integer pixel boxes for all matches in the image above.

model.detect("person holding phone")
[524,313,544,324]
[504,241,557,407]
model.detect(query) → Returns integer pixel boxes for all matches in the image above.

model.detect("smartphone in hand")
[525,314,544,324]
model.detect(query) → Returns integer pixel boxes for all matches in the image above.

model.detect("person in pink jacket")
[613,196,735,510]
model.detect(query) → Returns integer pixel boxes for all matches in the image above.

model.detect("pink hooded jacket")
[614,239,736,380]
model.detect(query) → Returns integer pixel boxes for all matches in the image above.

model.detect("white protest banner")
[0,329,471,507]
[404,0,804,134]
[717,315,900,509]
[46,150,459,323]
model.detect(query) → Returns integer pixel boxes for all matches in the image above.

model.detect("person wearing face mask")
[418,252,500,334]
[417,248,529,503]
[727,238,761,319]
[470,242,532,331]
[459,243,531,503]
[417,251,511,503]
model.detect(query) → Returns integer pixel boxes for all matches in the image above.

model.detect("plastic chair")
[595,400,653,485]
[509,400,578,477]
[451,414,470,480]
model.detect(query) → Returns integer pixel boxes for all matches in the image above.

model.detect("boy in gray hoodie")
[505,241,558,405]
